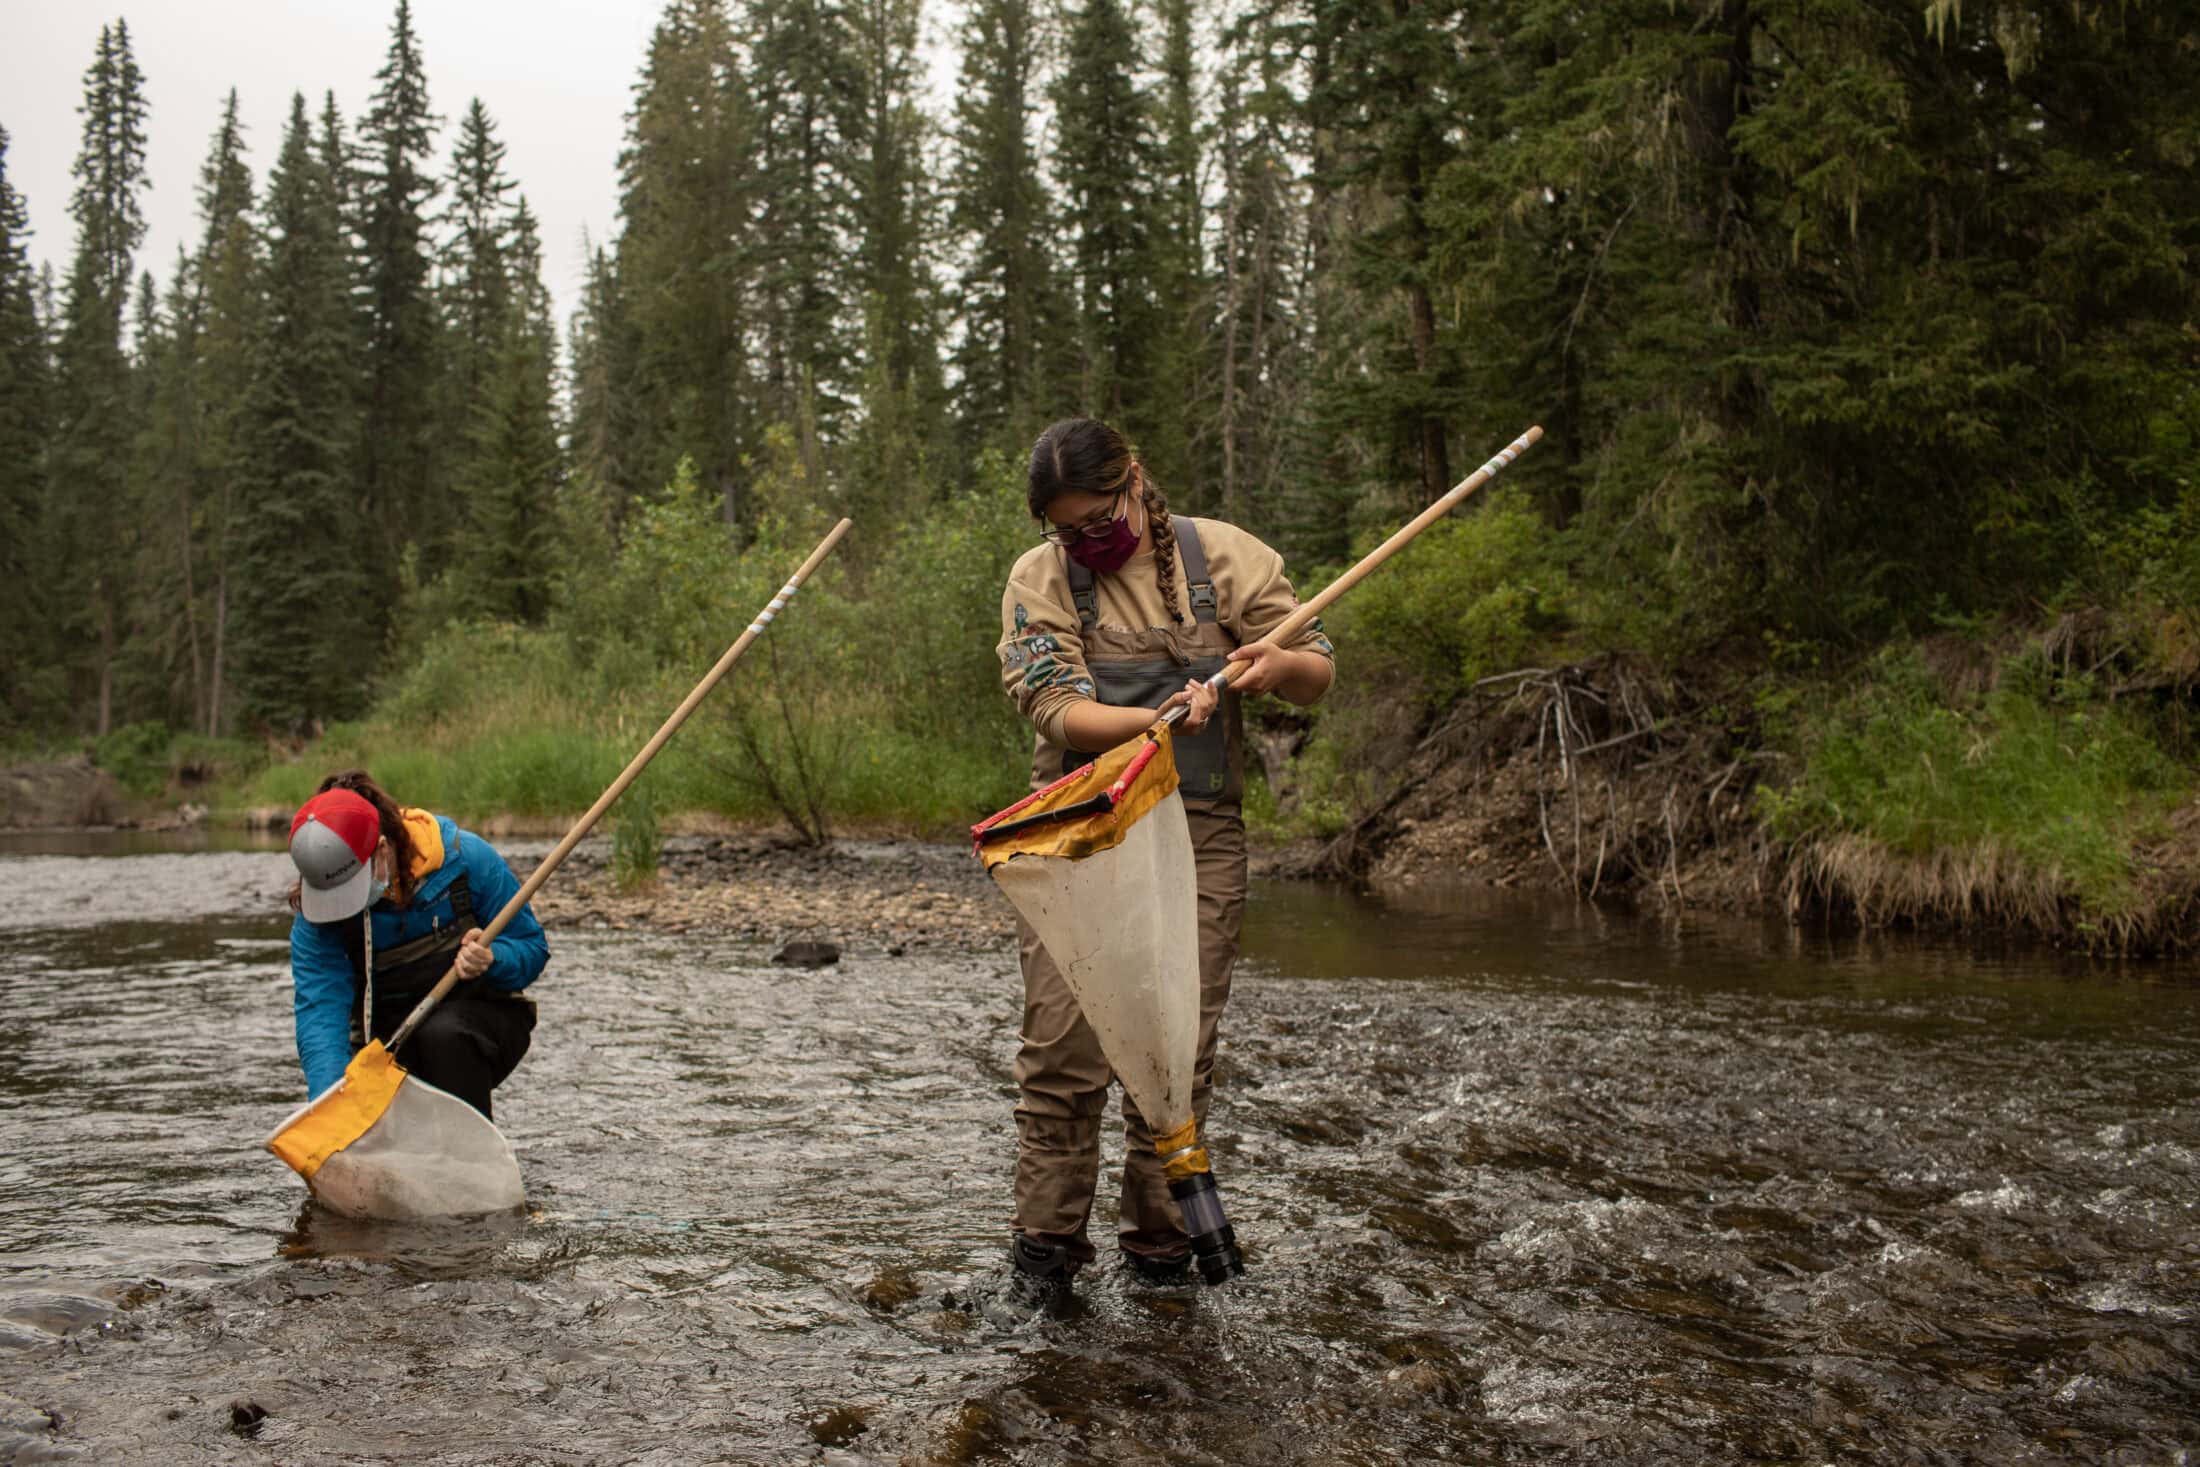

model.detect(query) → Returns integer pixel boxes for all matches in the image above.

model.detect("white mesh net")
[274,1075,525,1219]
[990,788,1201,1136]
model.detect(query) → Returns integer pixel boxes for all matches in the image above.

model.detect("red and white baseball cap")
[288,789,383,922]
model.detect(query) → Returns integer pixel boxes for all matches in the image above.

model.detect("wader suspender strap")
[1171,519,1219,625]
[361,909,374,1054]
[1067,556,1099,629]
[340,874,479,1034]
[1064,516,1218,629]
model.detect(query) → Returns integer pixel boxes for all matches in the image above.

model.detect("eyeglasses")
[1038,491,1128,547]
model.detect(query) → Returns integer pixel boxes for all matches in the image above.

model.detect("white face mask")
[365,842,391,907]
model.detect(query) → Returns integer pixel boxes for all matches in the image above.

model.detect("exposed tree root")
[1272,656,2200,954]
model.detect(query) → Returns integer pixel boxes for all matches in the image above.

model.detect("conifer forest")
[1,2,2196,943]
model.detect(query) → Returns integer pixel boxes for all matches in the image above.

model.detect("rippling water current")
[1,831,2196,1464]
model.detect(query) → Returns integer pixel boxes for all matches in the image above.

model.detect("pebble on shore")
[524,834,1019,956]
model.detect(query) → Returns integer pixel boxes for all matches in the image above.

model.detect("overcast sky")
[3,1,678,332]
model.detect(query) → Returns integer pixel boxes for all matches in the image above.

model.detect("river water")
[1,831,2195,1464]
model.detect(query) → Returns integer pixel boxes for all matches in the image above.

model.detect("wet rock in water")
[228,1400,268,1438]
[915,1307,974,1338]
[1376,1361,1457,1405]
[772,940,840,968]
[1376,1334,1460,1368]
[914,1403,1005,1465]
[858,1268,922,1313]
[101,1278,166,1311]
[0,1394,61,1436]
[1,1293,115,1340]
[807,1404,869,1447]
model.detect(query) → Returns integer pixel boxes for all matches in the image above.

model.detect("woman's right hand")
[1163,677,1219,734]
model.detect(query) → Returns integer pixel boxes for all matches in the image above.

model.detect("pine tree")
[841,0,946,523]
[1212,21,1307,536]
[231,95,368,733]
[1139,0,1208,504]
[128,92,264,734]
[355,0,444,613]
[452,197,562,623]
[945,0,1064,456]
[743,0,863,445]
[0,127,52,725]
[565,236,637,528]
[47,19,151,735]
[1299,0,1481,511]
[1050,0,1163,427]
[437,98,516,416]
[615,0,758,522]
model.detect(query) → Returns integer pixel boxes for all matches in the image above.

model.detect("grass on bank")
[1270,502,2197,942]
[1755,644,2194,942]
[231,694,1028,840]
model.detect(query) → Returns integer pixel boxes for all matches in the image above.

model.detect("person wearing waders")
[989,417,1335,1313]
[285,770,546,1119]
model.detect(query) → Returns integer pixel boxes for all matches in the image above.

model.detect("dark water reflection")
[1,839,2196,1463]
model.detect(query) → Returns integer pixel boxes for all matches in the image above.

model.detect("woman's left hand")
[453,928,493,982]
[1224,641,1292,696]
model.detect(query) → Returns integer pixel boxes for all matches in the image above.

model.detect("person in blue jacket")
[286,769,547,1120]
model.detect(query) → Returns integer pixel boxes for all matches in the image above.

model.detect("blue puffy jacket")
[290,811,548,1097]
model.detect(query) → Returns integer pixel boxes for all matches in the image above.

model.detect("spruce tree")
[1422,1,2200,646]
[1050,0,1163,428]
[437,98,515,415]
[615,0,757,522]
[453,197,562,624]
[355,0,444,612]
[1212,23,1307,536]
[232,95,367,733]
[842,0,946,521]
[0,128,52,725]
[314,90,368,367]
[565,236,638,528]
[1301,0,1482,511]
[130,92,263,733]
[743,0,863,445]
[433,95,551,614]
[945,0,1065,456]
[48,19,151,735]
[132,250,202,727]
[194,96,267,735]
[1140,0,1207,504]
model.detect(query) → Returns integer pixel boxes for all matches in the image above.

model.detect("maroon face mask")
[1065,511,1140,573]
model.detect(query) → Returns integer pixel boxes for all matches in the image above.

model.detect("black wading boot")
[1119,1248,1195,1289]
[981,1235,1075,1325]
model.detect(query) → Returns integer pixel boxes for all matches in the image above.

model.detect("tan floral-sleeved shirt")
[996,516,1335,753]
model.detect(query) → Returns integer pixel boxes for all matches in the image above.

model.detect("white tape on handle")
[1472,434,1531,482]
[745,580,804,638]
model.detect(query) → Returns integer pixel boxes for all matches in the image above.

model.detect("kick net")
[265,1043,524,1219]
[974,722,1243,1283]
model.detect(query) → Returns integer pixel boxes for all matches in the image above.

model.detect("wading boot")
[1119,1248,1195,1290]
[979,1235,1075,1326]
